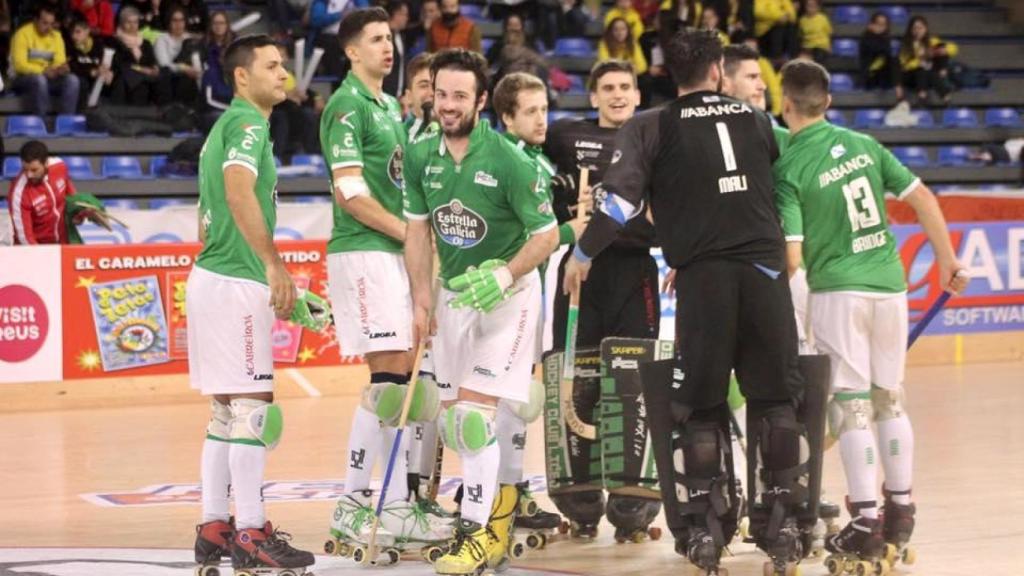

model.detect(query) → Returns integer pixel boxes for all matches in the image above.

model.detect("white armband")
[335,175,370,200]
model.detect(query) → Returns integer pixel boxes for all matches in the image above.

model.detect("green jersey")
[321,73,406,255]
[774,125,791,156]
[195,98,277,284]
[403,121,558,283]
[774,120,920,294]
[503,133,574,246]
[405,114,439,143]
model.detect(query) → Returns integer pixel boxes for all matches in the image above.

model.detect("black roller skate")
[686,527,728,576]
[607,494,663,543]
[550,488,604,540]
[231,522,315,576]
[194,518,233,576]
[757,516,805,576]
[512,482,562,552]
[881,487,916,569]
[823,505,888,576]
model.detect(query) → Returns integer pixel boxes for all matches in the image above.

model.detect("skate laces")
[449,526,486,561]
[263,527,298,553]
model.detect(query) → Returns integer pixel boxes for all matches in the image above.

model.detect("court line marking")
[286,368,322,397]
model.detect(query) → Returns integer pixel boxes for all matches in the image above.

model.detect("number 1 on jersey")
[715,122,737,172]
[842,176,882,232]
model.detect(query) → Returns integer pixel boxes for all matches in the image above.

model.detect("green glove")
[448,259,515,313]
[289,289,333,332]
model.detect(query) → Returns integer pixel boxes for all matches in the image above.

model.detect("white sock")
[877,414,914,505]
[379,425,410,504]
[839,428,879,519]
[460,441,500,526]
[229,443,267,530]
[496,400,526,485]
[344,406,382,494]
[418,419,440,482]
[201,438,231,523]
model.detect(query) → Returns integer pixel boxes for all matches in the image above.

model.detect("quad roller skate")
[823,512,889,576]
[434,519,493,576]
[231,522,315,576]
[512,482,562,553]
[880,488,916,569]
[550,488,603,540]
[807,498,843,558]
[757,517,805,576]
[325,491,451,566]
[685,527,728,576]
[194,518,233,576]
[607,495,663,543]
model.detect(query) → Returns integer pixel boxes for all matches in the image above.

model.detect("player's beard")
[442,108,477,138]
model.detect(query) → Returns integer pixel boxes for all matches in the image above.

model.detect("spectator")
[266,0,312,38]
[71,0,114,37]
[534,0,561,51]
[606,0,644,46]
[121,0,164,31]
[859,11,901,97]
[405,0,439,56]
[486,14,542,64]
[308,0,348,79]
[200,11,234,113]
[8,141,77,245]
[969,138,1023,166]
[270,44,322,162]
[66,16,114,108]
[11,4,81,116]
[154,5,199,106]
[700,6,730,46]
[428,0,482,52]
[490,28,548,92]
[634,0,660,29]
[657,0,702,41]
[383,0,410,98]
[169,0,208,35]
[110,5,161,105]
[797,0,830,63]
[899,15,957,105]
[753,0,796,62]
[598,17,647,75]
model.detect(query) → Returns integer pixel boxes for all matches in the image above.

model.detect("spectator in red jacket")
[427,0,481,53]
[7,140,78,245]
[71,0,115,37]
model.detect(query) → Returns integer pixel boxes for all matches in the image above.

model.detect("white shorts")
[432,271,542,404]
[809,291,908,393]
[327,251,413,356]
[187,266,275,395]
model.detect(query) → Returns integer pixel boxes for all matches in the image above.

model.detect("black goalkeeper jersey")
[577,91,785,270]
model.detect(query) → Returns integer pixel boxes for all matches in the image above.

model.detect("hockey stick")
[561,168,597,440]
[906,291,951,349]
[364,280,439,565]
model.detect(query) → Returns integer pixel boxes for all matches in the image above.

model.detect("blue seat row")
[825,107,1021,129]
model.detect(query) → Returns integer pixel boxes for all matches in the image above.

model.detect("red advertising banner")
[887,195,1024,224]
[62,241,356,380]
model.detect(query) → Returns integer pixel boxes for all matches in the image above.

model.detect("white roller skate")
[324,490,397,565]
[379,497,455,564]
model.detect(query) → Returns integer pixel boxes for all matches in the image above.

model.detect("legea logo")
[0,284,48,362]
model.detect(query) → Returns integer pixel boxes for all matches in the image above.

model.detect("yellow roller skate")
[434,519,490,576]
[487,484,519,567]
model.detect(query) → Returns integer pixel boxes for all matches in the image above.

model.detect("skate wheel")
[739,516,751,539]
[648,526,663,541]
[873,559,889,575]
[882,544,897,565]
[195,566,220,576]
[234,572,253,576]
[526,533,543,549]
[630,531,645,544]
[558,521,570,535]
[351,546,367,565]
[385,548,401,566]
[824,556,843,576]
[279,570,297,576]
[785,564,800,576]
[523,500,539,516]
[902,546,916,565]
[854,561,873,576]
[323,539,336,555]
[424,545,445,564]
[512,541,526,558]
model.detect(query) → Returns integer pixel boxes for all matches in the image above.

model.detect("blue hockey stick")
[907,291,951,349]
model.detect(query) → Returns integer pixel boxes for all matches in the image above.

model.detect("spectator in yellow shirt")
[899,15,957,104]
[605,0,645,46]
[754,0,796,62]
[599,17,648,75]
[11,5,81,116]
[798,0,831,63]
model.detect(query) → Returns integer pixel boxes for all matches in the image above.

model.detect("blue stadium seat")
[892,146,930,167]
[831,73,855,93]
[149,198,191,209]
[0,199,7,210]
[6,115,48,137]
[832,5,869,24]
[63,156,97,180]
[291,154,326,176]
[943,107,978,128]
[910,110,935,128]
[826,109,848,126]
[832,38,858,58]
[567,74,586,94]
[481,37,494,54]
[853,108,886,128]
[984,107,1022,127]
[460,4,485,20]
[3,157,22,178]
[937,146,972,166]
[880,5,909,25]
[102,156,146,179]
[889,38,900,56]
[55,114,89,136]
[290,195,332,204]
[554,38,593,58]
[979,184,1013,191]
[104,199,141,210]
[548,110,578,123]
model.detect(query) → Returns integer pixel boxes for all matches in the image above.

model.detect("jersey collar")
[229,97,264,118]
[791,118,830,142]
[343,72,387,108]
[437,117,491,158]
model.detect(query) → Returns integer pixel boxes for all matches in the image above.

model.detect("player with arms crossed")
[404,49,559,576]
[774,60,968,573]
[188,35,315,576]
[564,29,815,575]
[320,7,449,556]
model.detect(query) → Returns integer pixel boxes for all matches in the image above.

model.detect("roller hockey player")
[542,59,663,543]
[403,49,559,575]
[774,60,968,575]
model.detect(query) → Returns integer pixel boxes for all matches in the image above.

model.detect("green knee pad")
[509,379,545,423]
[727,375,746,412]
[827,391,873,440]
[229,399,284,450]
[369,378,441,427]
[440,402,496,455]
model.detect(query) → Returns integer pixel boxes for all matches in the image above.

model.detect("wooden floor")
[1,361,1022,576]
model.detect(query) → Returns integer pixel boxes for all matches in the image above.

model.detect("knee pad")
[751,402,809,506]
[206,400,232,441]
[229,398,283,450]
[827,392,874,438]
[361,377,441,427]
[440,402,496,455]
[870,386,905,422]
[506,379,545,423]
[670,409,737,546]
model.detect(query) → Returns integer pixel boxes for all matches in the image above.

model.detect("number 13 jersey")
[774,120,919,294]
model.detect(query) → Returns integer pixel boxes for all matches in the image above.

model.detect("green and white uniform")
[405,114,439,143]
[503,133,576,247]
[403,121,557,403]
[774,120,920,392]
[188,97,279,394]
[321,73,412,355]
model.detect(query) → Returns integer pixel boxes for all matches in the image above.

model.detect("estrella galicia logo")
[433,200,487,248]
[388,144,404,189]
